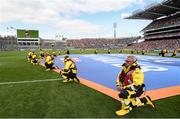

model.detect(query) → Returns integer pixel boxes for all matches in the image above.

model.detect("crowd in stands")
[1,35,179,52]
[143,13,180,31]
[40,42,52,49]
[54,42,67,49]
[0,35,17,50]
[144,31,180,39]
[138,12,180,51]
[67,38,113,49]
[67,37,139,49]
[40,39,67,49]
[127,39,180,50]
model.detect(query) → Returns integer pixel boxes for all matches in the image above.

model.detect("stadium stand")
[126,0,180,50]
[0,36,67,50]
[40,39,67,49]
[66,37,139,49]
[142,13,180,31]
[127,39,180,50]
[0,35,17,51]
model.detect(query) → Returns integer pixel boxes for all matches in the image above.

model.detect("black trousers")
[45,62,54,69]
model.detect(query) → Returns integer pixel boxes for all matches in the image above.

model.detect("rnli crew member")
[52,51,56,57]
[66,49,70,55]
[45,54,55,71]
[172,50,176,57]
[31,52,39,65]
[141,50,145,55]
[116,56,155,116]
[27,51,33,62]
[107,49,111,54]
[160,49,166,57]
[94,49,98,54]
[131,50,134,54]
[40,49,45,58]
[58,50,61,55]
[60,56,80,83]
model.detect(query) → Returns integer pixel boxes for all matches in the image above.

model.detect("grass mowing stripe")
[0,78,62,85]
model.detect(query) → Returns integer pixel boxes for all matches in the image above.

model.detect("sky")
[0,0,164,39]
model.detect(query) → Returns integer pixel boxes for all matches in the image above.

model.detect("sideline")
[0,78,62,85]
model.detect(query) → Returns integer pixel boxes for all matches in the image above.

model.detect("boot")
[74,77,80,83]
[63,79,69,83]
[116,109,129,116]
[145,96,155,108]
[69,78,74,82]
[116,105,130,116]
[46,68,50,71]
[115,99,131,116]
[135,97,145,107]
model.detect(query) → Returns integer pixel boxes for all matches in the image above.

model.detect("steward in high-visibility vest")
[115,56,155,116]
[60,56,80,83]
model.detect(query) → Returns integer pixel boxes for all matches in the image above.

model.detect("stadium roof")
[126,0,180,20]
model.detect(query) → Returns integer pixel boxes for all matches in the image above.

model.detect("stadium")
[0,0,180,118]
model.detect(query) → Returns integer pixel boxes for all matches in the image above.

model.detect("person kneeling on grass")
[45,53,58,71]
[115,55,155,116]
[31,52,39,65]
[27,51,33,62]
[172,50,176,57]
[60,56,80,83]
[40,49,45,59]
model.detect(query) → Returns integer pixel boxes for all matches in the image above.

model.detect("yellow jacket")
[40,51,44,55]
[32,54,37,59]
[45,55,54,64]
[173,51,176,55]
[28,52,33,57]
[63,59,77,74]
[116,62,144,90]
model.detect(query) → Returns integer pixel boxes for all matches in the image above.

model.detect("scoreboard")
[17,29,39,39]
[17,29,40,49]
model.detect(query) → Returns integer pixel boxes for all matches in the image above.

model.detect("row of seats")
[127,39,180,50]
[66,37,138,49]
[143,13,180,31]
[144,31,180,39]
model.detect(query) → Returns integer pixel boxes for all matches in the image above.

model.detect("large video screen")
[17,29,39,38]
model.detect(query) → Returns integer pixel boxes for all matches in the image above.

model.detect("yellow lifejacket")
[45,55,54,64]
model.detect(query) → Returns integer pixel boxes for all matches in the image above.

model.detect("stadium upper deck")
[126,0,180,20]
[125,0,180,50]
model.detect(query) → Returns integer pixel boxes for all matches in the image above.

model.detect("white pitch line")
[0,78,62,85]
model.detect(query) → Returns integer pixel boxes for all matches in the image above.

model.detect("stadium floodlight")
[113,22,117,39]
